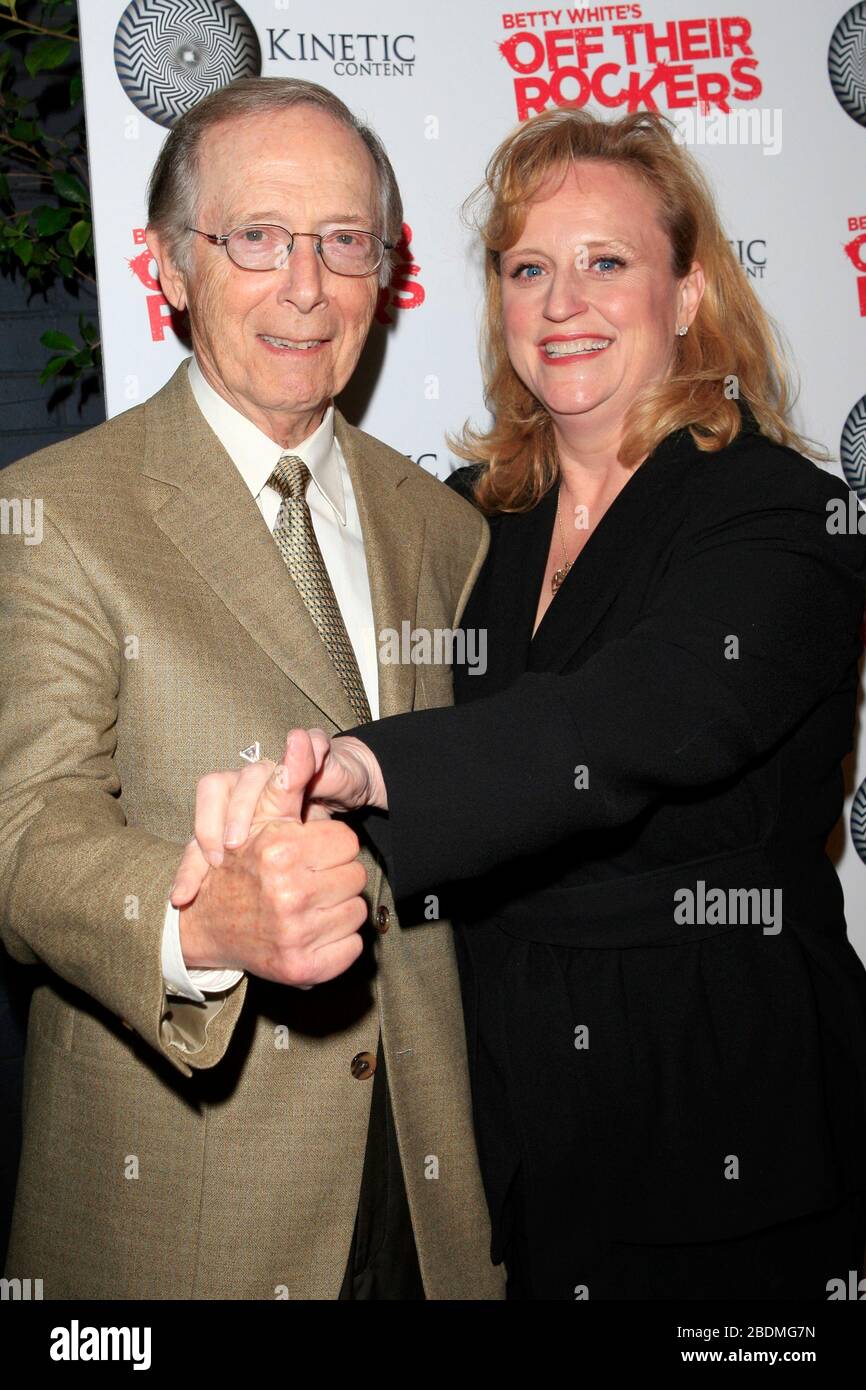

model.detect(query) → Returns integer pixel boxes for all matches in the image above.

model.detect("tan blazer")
[0,359,503,1300]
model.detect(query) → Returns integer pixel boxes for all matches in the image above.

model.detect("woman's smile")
[538,333,614,364]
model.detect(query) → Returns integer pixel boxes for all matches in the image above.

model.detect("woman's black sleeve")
[350,457,866,900]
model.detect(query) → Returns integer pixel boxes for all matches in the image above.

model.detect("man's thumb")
[264,729,317,822]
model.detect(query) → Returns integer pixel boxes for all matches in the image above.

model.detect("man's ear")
[146,226,188,312]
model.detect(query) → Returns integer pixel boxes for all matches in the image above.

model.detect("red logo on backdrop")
[844,217,866,318]
[128,228,188,341]
[127,225,425,341]
[375,223,425,326]
[498,9,762,119]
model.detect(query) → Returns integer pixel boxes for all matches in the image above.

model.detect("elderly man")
[0,77,502,1300]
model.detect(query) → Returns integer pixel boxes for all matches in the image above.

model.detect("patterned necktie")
[268,454,372,725]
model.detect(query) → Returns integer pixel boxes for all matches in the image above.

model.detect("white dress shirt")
[161,355,379,1001]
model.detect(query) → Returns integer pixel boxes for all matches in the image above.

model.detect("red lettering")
[551,65,592,105]
[128,248,160,291]
[575,25,604,64]
[696,70,731,113]
[375,223,425,324]
[645,21,680,63]
[665,67,698,109]
[390,276,425,312]
[679,19,710,60]
[721,16,753,57]
[514,75,550,119]
[625,62,673,111]
[611,22,640,63]
[844,233,866,273]
[730,57,762,102]
[592,62,627,107]
[146,294,174,342]
[546,31,576,70]
[499,33,545,73]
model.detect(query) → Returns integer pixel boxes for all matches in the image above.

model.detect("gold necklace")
[552,485,572,592]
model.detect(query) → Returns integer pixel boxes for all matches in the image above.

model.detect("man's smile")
[258,333,330,354]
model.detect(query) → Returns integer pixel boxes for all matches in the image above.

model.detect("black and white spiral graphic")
[852,780,866,865]
[114,0,261,129]
[828,2,866,127]
[844,395,866,867]
[841,395,866,501]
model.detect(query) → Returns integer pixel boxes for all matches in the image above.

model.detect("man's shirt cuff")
[161,899,244,1000]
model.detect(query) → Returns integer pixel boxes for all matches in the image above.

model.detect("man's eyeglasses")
[186,224,393,277]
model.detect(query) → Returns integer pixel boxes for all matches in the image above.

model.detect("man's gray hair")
[146,77,403,287]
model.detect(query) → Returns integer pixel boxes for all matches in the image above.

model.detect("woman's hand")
[170,728,387,908]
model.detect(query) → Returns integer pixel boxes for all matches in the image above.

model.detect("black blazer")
[353,416,866,1297]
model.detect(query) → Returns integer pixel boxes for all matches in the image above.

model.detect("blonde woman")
[181,110,866,1300]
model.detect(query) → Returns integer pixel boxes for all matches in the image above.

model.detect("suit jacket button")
[351,1051,376,1080]
[374,905,390,933]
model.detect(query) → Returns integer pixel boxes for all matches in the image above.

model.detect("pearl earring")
[676,325,689,336]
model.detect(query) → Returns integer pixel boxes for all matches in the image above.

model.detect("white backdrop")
[77,0,866,959]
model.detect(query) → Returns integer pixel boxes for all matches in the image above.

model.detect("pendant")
[551,562,571,593]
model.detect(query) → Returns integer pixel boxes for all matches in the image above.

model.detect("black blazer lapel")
[528,426,703,674]
[461,411,761,691]
[460,485,557,698]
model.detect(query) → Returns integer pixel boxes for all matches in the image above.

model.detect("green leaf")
[12,239,32,265]
[53,170,87,203]
[69,219,90,255]
[24,37,72,77]
[0,172,9,205]
[57,255,73,276]
[72,349,92,368]
[69,74,81,104]
[79,315,97,344]
[34,205,72,235]
[39,355,69,384]
[41,328,77,352]
[10,119,37,141]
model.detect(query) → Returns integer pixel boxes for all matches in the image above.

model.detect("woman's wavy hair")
[452,108,822,514]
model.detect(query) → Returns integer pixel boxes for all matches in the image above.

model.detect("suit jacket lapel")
[335,413,424,718]
[141,360,420,730]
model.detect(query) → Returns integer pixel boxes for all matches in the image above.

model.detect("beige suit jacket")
[0,359,503,1300]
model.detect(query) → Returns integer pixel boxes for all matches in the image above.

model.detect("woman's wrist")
[333,735,388,811]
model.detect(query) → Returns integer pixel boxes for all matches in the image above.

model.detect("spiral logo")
[851,779,866,865]
[842,394,866,868]
[841,395,866,501]
[828,2,866,127]
[114,0,261,130]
